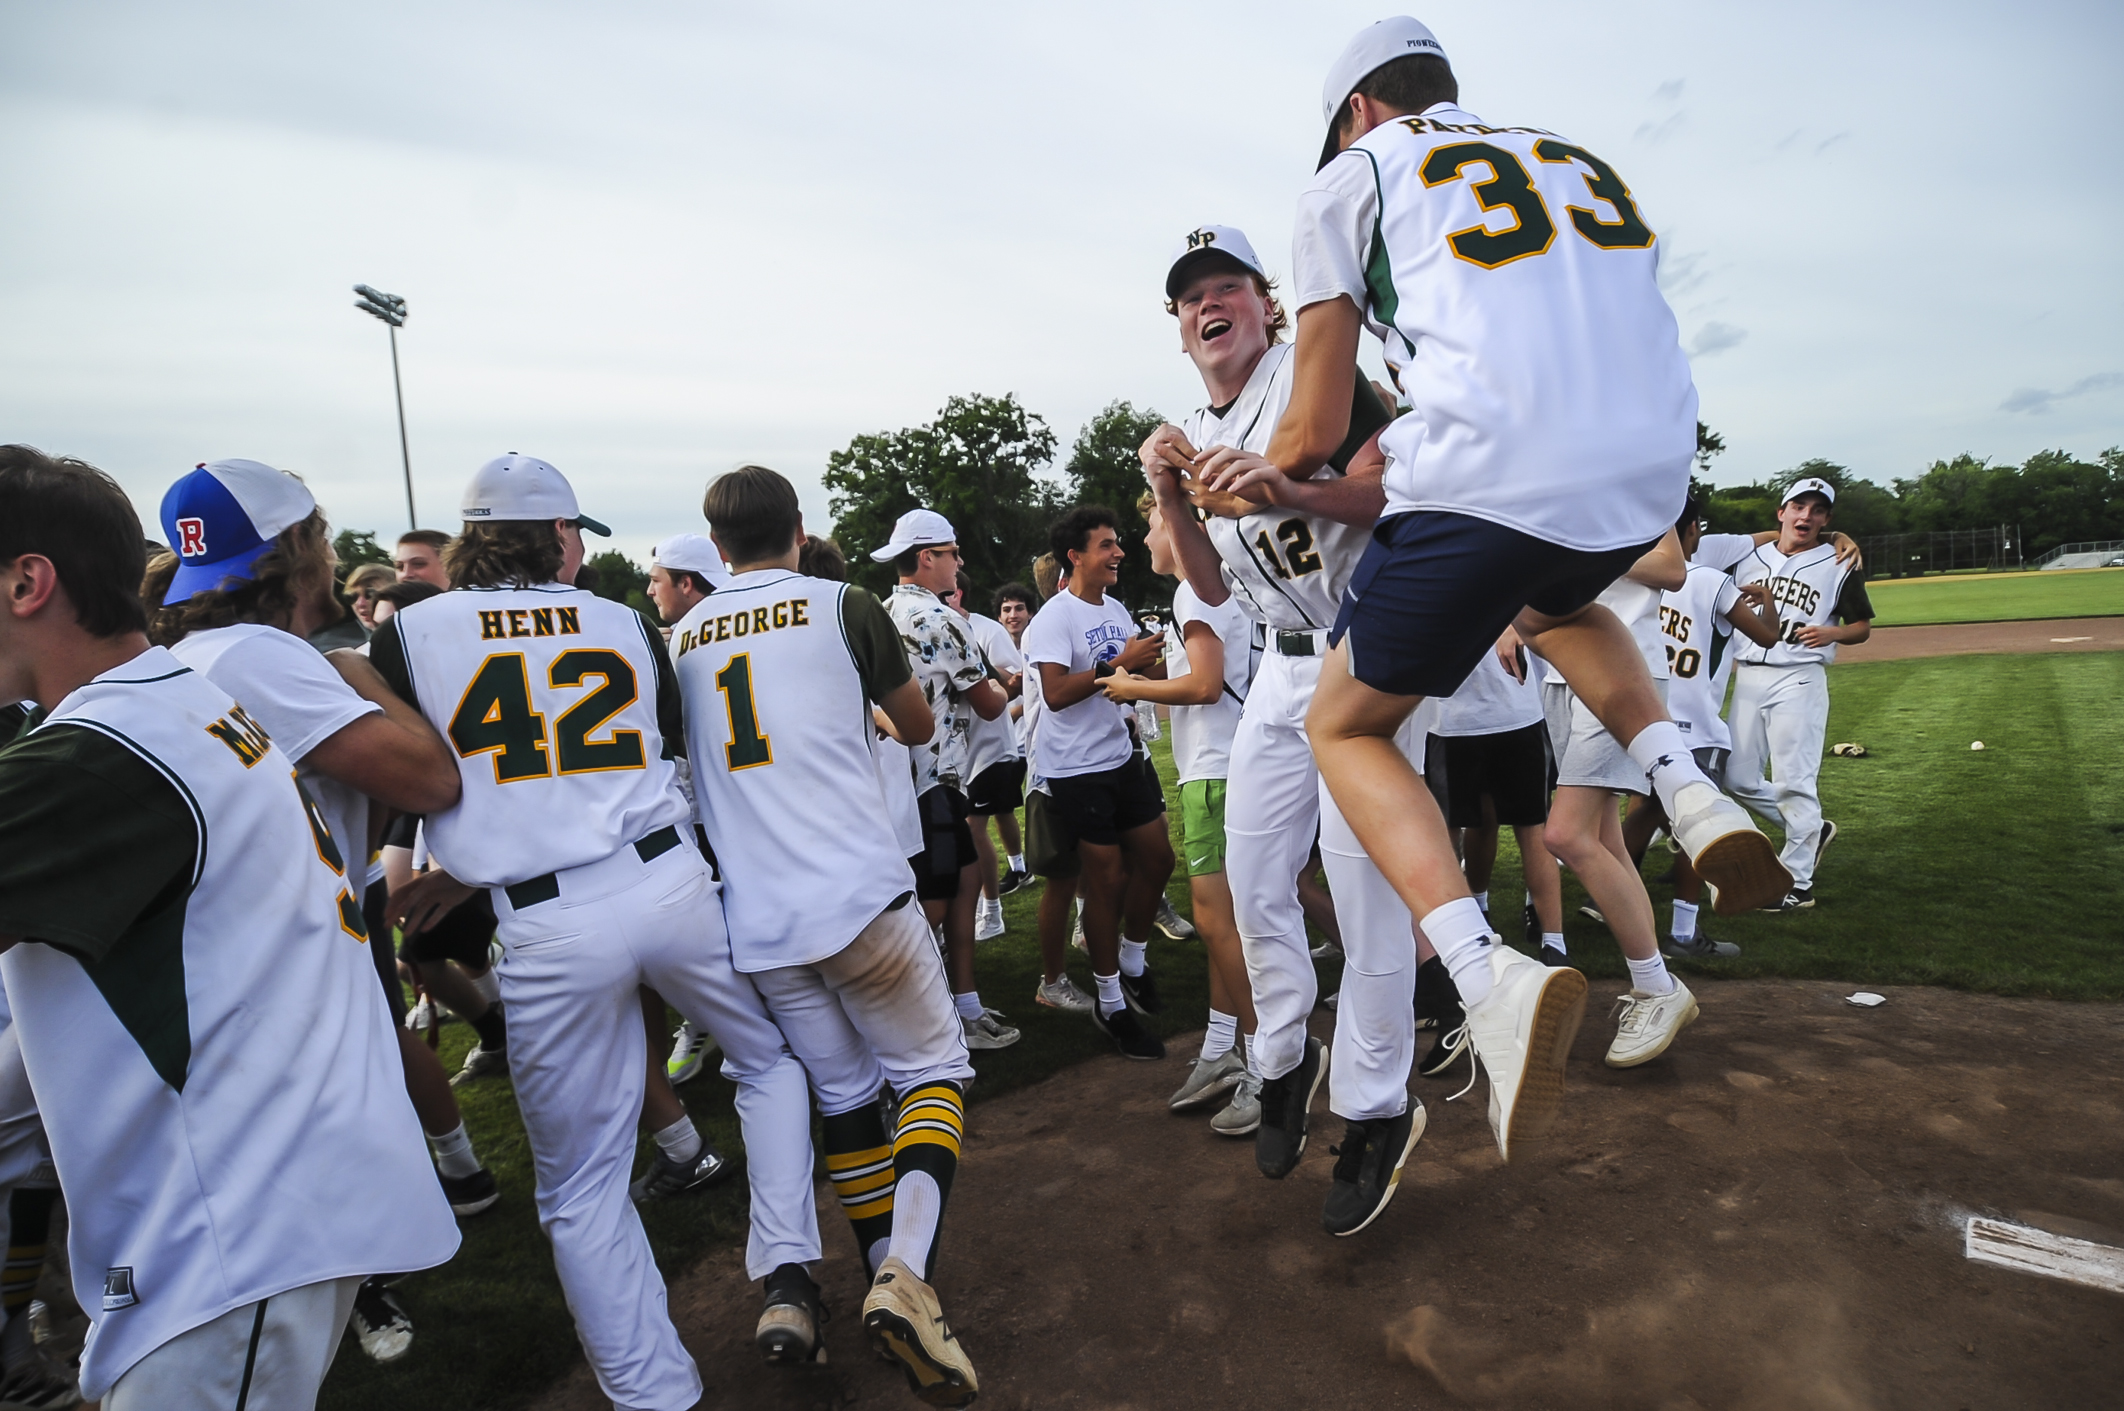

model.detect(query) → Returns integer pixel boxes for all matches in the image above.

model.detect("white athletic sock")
[1542,931,1566,956]
[1626,953,1677,996]
[952,990,984,1022]
[1203,1009,1237,1060]
[1671,900,1699,941]
[1420,897,1498,1009]
[887,1170,942,1276]
[1471,890,1489,915]
[1118,939,1147,977]
[471,964,501,1007]
[653,1115,702,1165]
[429,1121,480,1179]
[867,1236,892,1276]
[1094,970,1125,1017]
[1626,721,1712,819]
[1242,1032,1261,1079]
[1007,853,1026,874]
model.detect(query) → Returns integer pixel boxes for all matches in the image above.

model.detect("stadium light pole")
[353,284,416,530]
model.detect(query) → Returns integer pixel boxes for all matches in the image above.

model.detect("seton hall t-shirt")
[1021,587,1136,780]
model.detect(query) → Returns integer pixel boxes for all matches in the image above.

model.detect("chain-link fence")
[1856,525,2023,578]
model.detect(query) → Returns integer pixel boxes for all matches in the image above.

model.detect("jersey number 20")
[450,650,646,782]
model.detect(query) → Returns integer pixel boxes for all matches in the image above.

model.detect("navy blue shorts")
[1331,511,1658,699]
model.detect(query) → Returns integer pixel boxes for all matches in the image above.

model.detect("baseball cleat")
[1254,1036,1327,1179]
[1153,896,1196,941]
[629,1143,734,1204]
[665,1020,714,1085]
[1605,981,1699,1067]
[1322,1102,1427,1238]
[961,1008,1021,1050]
[757,1262,829,1365]
[438,1165,501,1217]
[1670,783,1790,914]
[348,1278,414,1363]
[1661,930,1739,960]
[863,1257,979,1408]
[1168,1047,1245,1111]
[1034,975,1094,1012]
[1464,945,1587,1163]
[1209,1072,1263,1135]
[449,1043,508,1087]
[1118,966,1163,1016]
[1090,1002,1164,1060]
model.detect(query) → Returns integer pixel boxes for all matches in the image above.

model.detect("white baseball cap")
[159,459,318,598]
[460,453,611,535]
[869,508,958,563]
[653,533,733,587]
[1785,477,1837,506]
[1318,18,1451,169]
[1165,225,1269,300]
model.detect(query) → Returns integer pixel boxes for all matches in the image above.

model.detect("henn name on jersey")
[672,597,812,657]
[478,606,584,641]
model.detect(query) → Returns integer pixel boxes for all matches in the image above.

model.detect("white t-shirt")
[1431,642,1544,737]
[1542,577,1669,685]
[1660,563,1745,751]
[1021,588,1137,779]
[1692,533,1756,575]
[1291,103,1695,551]
[168,623,382,898]
[963,612,1024,777]
[1165,582,1255,784]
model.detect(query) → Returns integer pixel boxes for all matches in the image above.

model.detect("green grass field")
[1865,566,2124,625]
[321,649,2124,1408]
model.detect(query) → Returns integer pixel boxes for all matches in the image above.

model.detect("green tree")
[823,393,1065,598]
[1775,458,1901,540]
[1062,400,1169,612]
[333,529,392,576]
[1695,421,1726,478]
[583,549,653,617]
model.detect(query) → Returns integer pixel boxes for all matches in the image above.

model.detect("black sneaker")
[1538,943,1574,968]
[1523,901,1541,951]
[1322,1105,1426,1237]
[1815,820,1838,869]
[348,1277,414,1363]
[629,1143,735,1203]
[1417,1021,1469,1079]
[1761,888,1815,913]
[438,1165,500,1216]
[757,1262,829,1364]
[998,868,1030,896]
[1413,956,1461,1031]
[1090,1002,1165,1060]
[1254,1036,1327,1180]
[1118,966,1164,1016]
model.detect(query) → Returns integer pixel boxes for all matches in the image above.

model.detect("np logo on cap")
[1784,476,1837,506]
[869,508,958,563]
[460,453,612,536]
[159,459,317,600]
[1165,225,1268,300]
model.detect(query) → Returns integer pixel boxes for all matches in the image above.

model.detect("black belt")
[504,824,685,910]
[1253,625,1323,657]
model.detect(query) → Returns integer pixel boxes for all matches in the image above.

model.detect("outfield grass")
[1865,566,2124,625]
[323,650,2124,1407]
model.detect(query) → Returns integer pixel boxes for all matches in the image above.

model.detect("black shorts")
[1426,723,1551,829]
[361,882,406,1025]
[966,759,1026,816]
[1042,756,1166,851]
[1023,788,1079,879]
[1332,510,1661,699]
[401,892,498,969]
[909,786,978,901]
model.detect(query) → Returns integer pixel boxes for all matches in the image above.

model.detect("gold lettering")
[732,610,749,638]
[508,610,530,638]
[479,611,505,640]
[771,601,789,630]
[531,608,554,637]
[753,607,770,634]
[791,598,810,626]
[715,615,731,641]
[557,607,581,635]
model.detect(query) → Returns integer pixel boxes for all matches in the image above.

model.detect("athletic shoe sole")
[1499,967,1588,1159]
[862,1261,977,1408]
[1695,828,1791,915]
[1605,990,1700,1068]
[1330,1104,1429,1239]
[757,1306,821,1364]
[1168,1063,1244,1111]
[1815,819,1838,868]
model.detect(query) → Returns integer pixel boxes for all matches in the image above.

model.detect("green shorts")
[1179,779,1228,878]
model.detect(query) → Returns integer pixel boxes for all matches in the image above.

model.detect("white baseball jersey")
[0,649,456,1400]
[1660,563,1745,751]
[1020,588,1137,779]
[962,611,1023,777]
[1732,542,1875,667]
[669,570,917,971]
[1165,581,1254,784]
[1186,342,1383,631]
[1292,102,1695,551]
[369,585,691,888]
[168,623,381,899]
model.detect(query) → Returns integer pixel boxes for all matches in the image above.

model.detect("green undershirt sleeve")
[840,587,915,706]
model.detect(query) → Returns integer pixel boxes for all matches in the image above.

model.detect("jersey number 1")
[715,654,773,771]
[450,650,647,783]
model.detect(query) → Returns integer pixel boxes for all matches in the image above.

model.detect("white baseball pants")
[493,840,817,1411]
[750,896,974,1116]
[104,1275,361,1411]
[1726,663,1830,891]
[1226,649,1423,1120]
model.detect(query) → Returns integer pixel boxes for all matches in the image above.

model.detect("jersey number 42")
[449,650,646,782]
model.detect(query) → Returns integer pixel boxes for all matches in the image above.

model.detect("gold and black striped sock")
[891,1082,964,1280]
[822,1105,896,1277]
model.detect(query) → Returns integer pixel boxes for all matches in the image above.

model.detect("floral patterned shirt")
[887,583,991,794]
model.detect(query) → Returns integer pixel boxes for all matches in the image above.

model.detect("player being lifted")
[677,466,981,1408]
[1265,20,1791,1169]
[1141,225,1447,1237]
[369,455,819,1411]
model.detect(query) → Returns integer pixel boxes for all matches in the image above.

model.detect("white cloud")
[1691,322,1749,358]
[2000,373,2124,415]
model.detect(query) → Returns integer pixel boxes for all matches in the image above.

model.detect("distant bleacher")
[2032,540,2124,571]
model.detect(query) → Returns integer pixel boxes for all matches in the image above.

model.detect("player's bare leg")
[1036,875,1077,988]
[1517,823,1566,959]
[1116,814,1176,1015]
[969,817,1002,902]
[1517,602,1788,913]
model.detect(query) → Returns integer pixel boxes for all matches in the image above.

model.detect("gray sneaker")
[1661,930,1740,960]
[630,1143,734,1203]
[1209,1073,1263,1136]
[962,1009,1022,1050]
[1034,975,1094,1013]
[1168,1047,1245,1111]
[1154,896,1196,941]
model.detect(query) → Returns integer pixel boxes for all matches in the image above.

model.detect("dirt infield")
[1838,615,2124,662]
[530,981,2124,1411]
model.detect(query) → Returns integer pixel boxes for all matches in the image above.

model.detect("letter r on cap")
[177,518,208,557]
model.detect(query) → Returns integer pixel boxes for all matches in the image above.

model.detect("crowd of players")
[0,16,1882,1411]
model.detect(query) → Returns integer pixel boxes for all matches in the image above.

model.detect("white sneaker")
[403,994,441,1031]
[1034,975,1094,1013]
[1605,981,1699,1068]
[1154,896,1196,940]
[1070,898,1086,951]
[962,1009,1021,1050]
[1462,944,1588,1163]
[1668,782,1790,915]
[666,1020,715,1085]
[974,899,1005,942]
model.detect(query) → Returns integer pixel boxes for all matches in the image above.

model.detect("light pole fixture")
[353,284,416,530]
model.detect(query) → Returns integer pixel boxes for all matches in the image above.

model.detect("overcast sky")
[3,0,2118,564]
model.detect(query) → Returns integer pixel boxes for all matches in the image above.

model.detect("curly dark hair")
[144,510,336,645]
[1049,505,1120,578]
[445,520,563,589]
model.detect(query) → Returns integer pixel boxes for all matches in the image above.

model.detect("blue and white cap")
[160,459,317,599]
